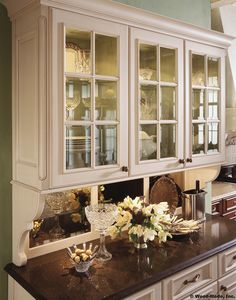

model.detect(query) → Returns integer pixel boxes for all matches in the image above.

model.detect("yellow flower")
[108,225,118,239]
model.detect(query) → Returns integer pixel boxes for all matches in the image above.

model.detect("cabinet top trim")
[4,0,235,48]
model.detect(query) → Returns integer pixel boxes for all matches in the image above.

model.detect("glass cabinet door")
[130,28,184,175]
[51,10,128,187]
[185,41,225,167]
[65,29,119,170]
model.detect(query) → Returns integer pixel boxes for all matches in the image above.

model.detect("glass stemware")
[46,193,66,239]
[85,204,118,261]
[66,80,81,120]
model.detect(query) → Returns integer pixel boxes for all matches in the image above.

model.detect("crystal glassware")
[46,193,66,239]
[85,204,118,261]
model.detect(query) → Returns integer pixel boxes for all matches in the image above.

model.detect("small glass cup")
[72,259,94,273]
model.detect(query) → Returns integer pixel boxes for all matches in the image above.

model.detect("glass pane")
[140,85,157,120]
[208,90,219,119]
[208,123,219,153]
[160,124,176,158]
[95,125,117,166]
[139,125,157,161]
[192,123,205,155]
[29,188,91,248]
[66,78,91,121]
[66,29,91,74]
[95,80,117,120]
[160,87,176,120]
[95,34,118,76]
[192,89,205,120]
[160,48,176,82]
[208,57,219,87]
[139,44,157,81]
[192,54,205,86]
[66,125,91,169]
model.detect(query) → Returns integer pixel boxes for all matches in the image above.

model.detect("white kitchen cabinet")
[51,9,129,187]
[162,256,218,300]
[182,282,218,300]
[218,269,236,297]
[130,31,227,176]
[8,277,35,300]
[218,244,236,277]
[5,0,233,268]
[12,5,129,190]
[124,282,161,300]
[129,27,184,176]
[185,41,226,168]
[8,0,231,191]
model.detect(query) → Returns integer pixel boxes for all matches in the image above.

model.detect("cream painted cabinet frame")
[185,41,226,168]
[9,0,232,191]
[5,0,233,268]
[51,9,129,188]
[130,27,184,176]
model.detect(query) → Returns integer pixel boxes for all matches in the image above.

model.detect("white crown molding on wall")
[4,0,235,48]
[211,0,236,9]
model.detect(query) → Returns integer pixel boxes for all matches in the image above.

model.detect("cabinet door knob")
[178,159,185,164]
[121,166,128,172]
[186,158,192,163]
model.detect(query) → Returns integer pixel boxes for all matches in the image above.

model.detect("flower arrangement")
[66,188,91,224]
[67,185,107,224]
[109,196,174,245]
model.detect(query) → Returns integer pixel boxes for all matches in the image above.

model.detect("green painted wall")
[113,0,211,28]
[0,1,210,299]
[0,4,12,300]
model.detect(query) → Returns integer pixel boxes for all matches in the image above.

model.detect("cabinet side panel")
[17,33,38,165]
[13,5,48,189]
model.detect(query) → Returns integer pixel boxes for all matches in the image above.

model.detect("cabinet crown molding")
[4,0,235,48]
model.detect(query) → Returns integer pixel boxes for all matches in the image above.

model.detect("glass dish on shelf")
[66,42,91,74]
[139,68,153,81]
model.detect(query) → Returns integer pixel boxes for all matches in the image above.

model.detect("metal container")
[182,189,206,222]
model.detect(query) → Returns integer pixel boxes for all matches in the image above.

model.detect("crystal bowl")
[85,203,118,232]
[71,258,94,273]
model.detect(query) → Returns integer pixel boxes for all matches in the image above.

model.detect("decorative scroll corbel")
[12,183,45,266]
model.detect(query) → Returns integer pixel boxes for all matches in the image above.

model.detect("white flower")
[143,227,157,242]
[132,197,143,209]
[150,215,162,227]
[119,196,143,210]
[128,225,144,237]
[119,196,133,209]
[152,202,169,215]
[158,229,172,243]
[142,205,154,216]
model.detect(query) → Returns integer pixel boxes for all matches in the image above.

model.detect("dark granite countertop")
[5,215,236,300]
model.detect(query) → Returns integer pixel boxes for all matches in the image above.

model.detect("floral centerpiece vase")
[109,196,173,249]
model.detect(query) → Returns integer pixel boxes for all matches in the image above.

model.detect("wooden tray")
[149,176,180,214]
